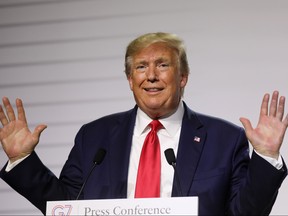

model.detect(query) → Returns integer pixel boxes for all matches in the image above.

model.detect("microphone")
[164,148,183,196]
[76,148,106,200]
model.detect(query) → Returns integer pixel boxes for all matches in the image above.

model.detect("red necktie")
[135,120,162,198]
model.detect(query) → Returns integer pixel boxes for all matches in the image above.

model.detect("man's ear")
[127,75,133,91]
[180,74,188,88]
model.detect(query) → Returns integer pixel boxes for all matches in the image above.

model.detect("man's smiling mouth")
[144,88,164,92]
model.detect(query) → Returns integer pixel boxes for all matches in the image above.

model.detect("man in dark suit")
[0,32,287,215]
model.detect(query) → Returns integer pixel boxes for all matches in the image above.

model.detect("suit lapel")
[172,103,207,196]
[108,106,137,198]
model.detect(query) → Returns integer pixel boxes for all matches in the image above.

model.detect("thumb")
[32,124,47,141]
[239,117,253,137]
[239,117,253,130]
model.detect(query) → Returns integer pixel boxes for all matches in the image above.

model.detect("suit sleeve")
[228,130,287,215]
[0,125,87,215]
[0,152,70,214]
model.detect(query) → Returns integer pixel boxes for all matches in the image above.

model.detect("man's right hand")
[0,97,47,163]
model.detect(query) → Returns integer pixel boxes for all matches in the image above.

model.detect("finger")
[276,95,285,120]
[16,98,28,124]
[0,104,9,126]
[260,93,269,117]
[32,124,47,141]
[3,97,16,122]
[269,91,279,117]
[239,117,253,137]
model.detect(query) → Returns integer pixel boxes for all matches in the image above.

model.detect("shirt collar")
[134,101,185,137]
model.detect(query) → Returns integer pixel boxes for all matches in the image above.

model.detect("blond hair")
[124,32,190,77]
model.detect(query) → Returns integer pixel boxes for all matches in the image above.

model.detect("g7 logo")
[51,205,72,216]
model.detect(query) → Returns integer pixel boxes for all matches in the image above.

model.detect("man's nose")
[146,65,158,81]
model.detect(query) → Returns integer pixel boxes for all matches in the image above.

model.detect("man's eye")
[158,63,169,68]
[136,65,147,71]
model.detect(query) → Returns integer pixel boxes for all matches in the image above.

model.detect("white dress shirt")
[127,102,184,198]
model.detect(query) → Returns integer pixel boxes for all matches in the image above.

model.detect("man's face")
[128,42,188,119]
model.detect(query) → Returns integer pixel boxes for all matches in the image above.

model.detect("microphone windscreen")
[164,148,176,165]
[93,148,106,164]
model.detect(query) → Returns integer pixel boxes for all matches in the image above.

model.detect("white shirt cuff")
[5,154,30,172]
[254,150,283,170]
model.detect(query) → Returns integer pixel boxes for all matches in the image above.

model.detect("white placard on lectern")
[46,197,198,216]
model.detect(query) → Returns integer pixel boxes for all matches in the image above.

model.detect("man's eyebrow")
[155,57,169,63]
[135,60,148,64]
[134,57,170,65]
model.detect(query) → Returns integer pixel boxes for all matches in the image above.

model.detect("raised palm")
[240,91,288,159]
[0,97,47,163]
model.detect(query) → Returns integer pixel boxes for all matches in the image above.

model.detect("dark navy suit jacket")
[1,102,287,215]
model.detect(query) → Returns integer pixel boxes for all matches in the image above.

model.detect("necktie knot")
[149,119,162,132]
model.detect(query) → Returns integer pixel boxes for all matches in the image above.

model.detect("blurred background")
[0,0,287,215]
